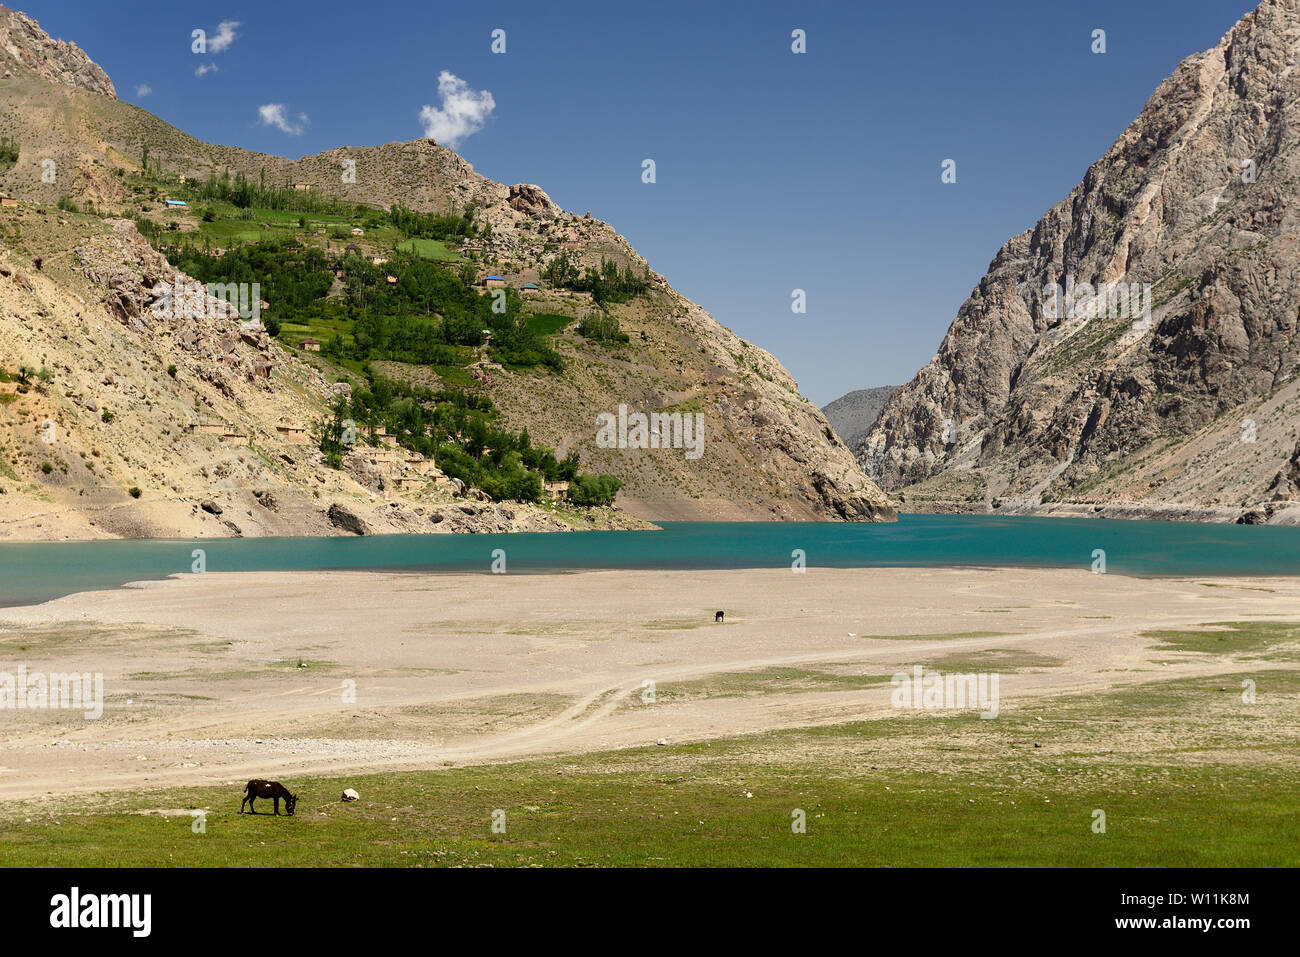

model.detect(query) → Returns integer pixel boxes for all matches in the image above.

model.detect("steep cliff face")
[860,0,1300,523]
[0,6,114,98]
[0,7,893,536]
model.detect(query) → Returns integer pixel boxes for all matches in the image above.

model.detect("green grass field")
[398,238,465,262]
[153,199,413,252]
[1144,620,1300,659]
[4,666,1296,867]
[525,312,573,337]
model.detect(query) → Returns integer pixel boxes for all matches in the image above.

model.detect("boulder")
[327,503,369,536]
[507,183,558,221]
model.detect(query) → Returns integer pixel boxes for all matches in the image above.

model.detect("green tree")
[567,474,622,506]
[314,395,353,469]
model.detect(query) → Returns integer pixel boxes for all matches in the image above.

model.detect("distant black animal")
[715,611,724,622]
[241,779,297,816]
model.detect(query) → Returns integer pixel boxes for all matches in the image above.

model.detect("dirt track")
[1,566,1297,800]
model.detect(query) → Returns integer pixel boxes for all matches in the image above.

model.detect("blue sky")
[26,0,1260,404]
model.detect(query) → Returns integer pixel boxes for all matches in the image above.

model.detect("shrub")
[128,486,142,498]
[577,312,629,343]
[0,135,20,168]
[567,473,622,507]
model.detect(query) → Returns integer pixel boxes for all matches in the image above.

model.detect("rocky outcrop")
[327,503,369,536]
[1267,440,1300,500]
[0,6,115,97]
[507,184,558,220]
[75,220,280,399]
[859,0,1300,523]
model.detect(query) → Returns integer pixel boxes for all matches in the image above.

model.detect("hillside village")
[0,193,652,539]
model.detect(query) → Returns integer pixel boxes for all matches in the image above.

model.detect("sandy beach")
[1,565,1297,802]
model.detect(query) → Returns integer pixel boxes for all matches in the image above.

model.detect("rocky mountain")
[859,0,1300,524]
[0,208,612,540]
[0,8,892,539]
[822,386,898,452]
[0,7,113,98]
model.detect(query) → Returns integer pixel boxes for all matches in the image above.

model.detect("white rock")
[341,788,360,802]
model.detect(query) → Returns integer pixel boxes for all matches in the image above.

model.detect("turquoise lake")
[0,513,1297,607]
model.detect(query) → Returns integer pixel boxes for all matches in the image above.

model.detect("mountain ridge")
[858,0,1300,525]
[0,6,114,98]
[0,7,893,539]
[821,386,898,452]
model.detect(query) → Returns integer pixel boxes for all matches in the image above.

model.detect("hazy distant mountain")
[822,387,898,451]
[859,0,1300,525]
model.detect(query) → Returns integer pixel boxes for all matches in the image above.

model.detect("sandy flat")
[0,566,1298,800]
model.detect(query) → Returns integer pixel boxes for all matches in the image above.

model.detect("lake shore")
[6,514,1300,609]
[894,497,1300,525]
[2,565,1299,803]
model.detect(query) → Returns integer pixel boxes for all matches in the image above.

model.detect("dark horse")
[241,779,298,816]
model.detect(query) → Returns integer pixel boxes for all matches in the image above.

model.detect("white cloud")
[258,103,308,135]
[195,62,218,77]
[418,71,495,148]
[209,20,240,54]
[135,84,152,97]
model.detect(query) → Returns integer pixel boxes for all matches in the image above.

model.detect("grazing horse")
[715,611,724,622]
[241,779,298,816]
